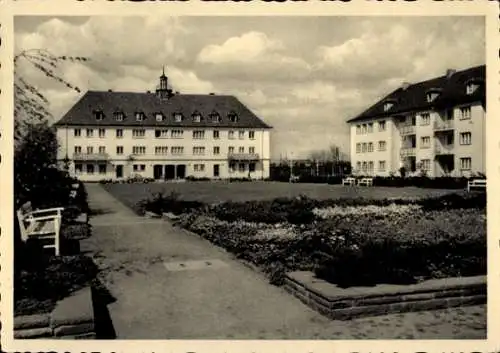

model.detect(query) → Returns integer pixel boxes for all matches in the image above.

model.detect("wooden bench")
[357,177,374,186]
[16,202,64,256]
[342,177,356,186]
[467,179,486,192]
[289,175,300,183]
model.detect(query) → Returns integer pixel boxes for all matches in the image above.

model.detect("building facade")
[54,71,272,181]
[348,65,486,178]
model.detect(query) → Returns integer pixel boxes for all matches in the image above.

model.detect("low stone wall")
[14,287,96,339]
[283,271,486,320]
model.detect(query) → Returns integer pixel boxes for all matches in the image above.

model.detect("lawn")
[102,181,458,209]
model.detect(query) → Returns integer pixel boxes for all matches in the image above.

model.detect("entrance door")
[153,165,163,180]
[176,164,186,179]
[213,164,220,177]
[116,165,123,179]
[164,165,175,180]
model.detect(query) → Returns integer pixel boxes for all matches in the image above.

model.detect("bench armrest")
[29,214,62,222]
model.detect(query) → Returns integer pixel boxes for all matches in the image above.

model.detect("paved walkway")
[81,184,486,339]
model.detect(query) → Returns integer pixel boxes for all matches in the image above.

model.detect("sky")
[14,16,485,160]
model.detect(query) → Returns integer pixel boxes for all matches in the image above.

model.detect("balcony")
[434,120,454,132]
[228,153,260,161]
[73,152,109,161]
[434,143,454,155]
[400,125,416,135]
[400,148,416,157]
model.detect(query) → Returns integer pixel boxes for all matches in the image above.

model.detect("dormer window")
[94,110,104,121]
[135,112,145,122]
[192,112,202,123]
[228,112,238,123]
[210,111,221,123]
[155,113,164,122]
[426,88,441,103]
[174,113,183,122]
[383,103,394,112]
[114,112,124,122]
[466,79,481,95]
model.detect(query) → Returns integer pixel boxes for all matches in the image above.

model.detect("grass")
[102,181,458,211]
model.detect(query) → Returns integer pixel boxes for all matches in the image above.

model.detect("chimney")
[401,82,411,90]
[446,69,456,79]
[147,90,151,93]
[209,92,215,96]
[108,89,113,92]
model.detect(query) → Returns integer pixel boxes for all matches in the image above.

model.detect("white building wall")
[57,125,272,181]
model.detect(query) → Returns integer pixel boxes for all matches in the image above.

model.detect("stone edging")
[14,287,96,339]
[283,271,486,320]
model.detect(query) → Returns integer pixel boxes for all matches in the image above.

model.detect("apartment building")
[54,70,272,181]
[347,65,486,178]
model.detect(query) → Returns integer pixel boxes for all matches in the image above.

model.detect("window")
[213,146,220,155]
[194,164,205,172]
[75,164,83,173]
[135,112,145,122]
[249,131,255,140]
[361,143,367,153]
[466,83,479,95]
[378,160,386,171]
[213,130,220,139]
[383,102,394,112]
[361,124,367,134]
[368,161,374,172]
[420,113,430,126]
[238,163,245,172]
[116,146,124,155]
[98,164,106,174]
[116,129,123,138]
[460,132,472,145]
[411,115,417,126]
[249,163,256,172]
[86,164,94,174]
[132,146,146,155]
[368,142,373,152]
[229,162,236,172]
[193,130,205,139]
[87,146,93,154]
[174,113,183,122]
[367,123,373,133]
[356,143,361,153]
[228,131,235,139]
[420,159,431,171]
[228,146,235,154]
[74,146,82,154]
[239,146,244,153]
[228,112,238,123]
[211,112,221,123]
[114,112,124,121]
[238,131,245,139]
[362,162,367,172]
[133,164,146,172]
[460,157,472,170]
[98,128,105,138]
[378,141,386,151]
[356,161,361,171]
[171,147,184,155]
[98,146,106,154]
[155,146,168,155]
[94,110,104,121]
[460,106,472,120]
[356,125,361,134]
[86,129,93,138]
[420,136,431,148]
[193,147,205,155]
[132,129,145,138]
[74,129,81,137]
[192,112,202,123]
[249,147,255,154]
[378,120,386,132]
[155,113,164,122]
[155,129,168,138]
[171,129,183,138]
[426,92,439,103]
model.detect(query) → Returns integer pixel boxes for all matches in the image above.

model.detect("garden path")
[81,183,486,339]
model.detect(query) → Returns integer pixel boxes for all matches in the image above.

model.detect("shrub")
[137,191,205,215]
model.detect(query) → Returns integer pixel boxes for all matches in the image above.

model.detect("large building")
[54,70,272,181]
[347,65,486,178]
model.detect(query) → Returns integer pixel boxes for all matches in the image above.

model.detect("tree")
[14,48,88,143]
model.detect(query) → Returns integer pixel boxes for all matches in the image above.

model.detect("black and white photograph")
[6,12,491,343]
